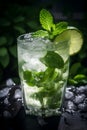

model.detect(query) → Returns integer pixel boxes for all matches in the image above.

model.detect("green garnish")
[40,51,64,69]
[32,9,68,39]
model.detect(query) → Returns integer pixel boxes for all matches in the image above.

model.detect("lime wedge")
[54,26,83,56]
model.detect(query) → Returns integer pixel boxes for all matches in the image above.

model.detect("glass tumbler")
[17,33,69,117]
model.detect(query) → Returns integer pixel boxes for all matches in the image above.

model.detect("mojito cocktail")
[17,33,69,117]
[17,9,83,117]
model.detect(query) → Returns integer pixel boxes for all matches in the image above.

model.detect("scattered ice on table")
[4,98,9,105]
[65,90,74,100]
[74,94,86,104]
[67,86,76,93]
[76,86,85,94]
[78,103,87,112]
[66,101,76,110]
[0,88,10,98]
[14,89,22,99]
[66,87,72,91]
[59,112,87,130]
[6,78,15,87]
[84,98,87,103]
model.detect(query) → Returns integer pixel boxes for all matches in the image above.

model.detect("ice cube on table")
[65,91,74,100]
[0,88,10,98]
[4,98,9,105]
[74,94,86,104]
[14,89,22,99]
[78,103,87,112]
[58,112,87,130]
[66,101,77,110]
[6,78,15,87]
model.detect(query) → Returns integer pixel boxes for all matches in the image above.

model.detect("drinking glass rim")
[17,32,50,43]
[17,33,70,53]
[17,33,56,51]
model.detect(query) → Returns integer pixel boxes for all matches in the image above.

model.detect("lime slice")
[54,26,83,56]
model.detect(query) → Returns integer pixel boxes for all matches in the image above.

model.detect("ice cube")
[14,89,22,99]
[66,101,77,110]
[23,57,46,72]
[74,94,86,104]
[4,98,9,105]
[78,103,87,112]
[6,78,15,87]
[76,86,85,94]
[65,90,74,100]
[59,112,87,130]
[66,86,76,93]
[0,88,10,98]
[24,33,32,39]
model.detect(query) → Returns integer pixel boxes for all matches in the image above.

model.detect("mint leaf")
[32,30,49,38]
[32,9,68,40]
[53,22,68,36]
[43,68,59,83]
[23,70,45,87]
[40,51,64,69]
[23,70,35,86]
[40,9,54,31]
[74,74,87,83]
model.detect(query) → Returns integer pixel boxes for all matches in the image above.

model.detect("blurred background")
[0,0,87,85]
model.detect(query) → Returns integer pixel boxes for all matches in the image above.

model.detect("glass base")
[24,104,61,117]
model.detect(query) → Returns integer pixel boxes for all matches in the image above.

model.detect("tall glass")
[17,33,69,117]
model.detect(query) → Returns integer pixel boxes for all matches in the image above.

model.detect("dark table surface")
[0,79,87,130]
[0,106,87,130]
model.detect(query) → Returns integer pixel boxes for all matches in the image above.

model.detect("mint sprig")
[32,9,68,39]
[40,9,54,31]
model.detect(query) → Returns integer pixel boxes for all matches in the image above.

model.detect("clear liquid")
[17,34,69,117]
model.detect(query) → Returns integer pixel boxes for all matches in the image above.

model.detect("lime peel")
[54,27,83,56]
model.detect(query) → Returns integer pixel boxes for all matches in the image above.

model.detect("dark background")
[0,2,87,130]
[0,0,87,85]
